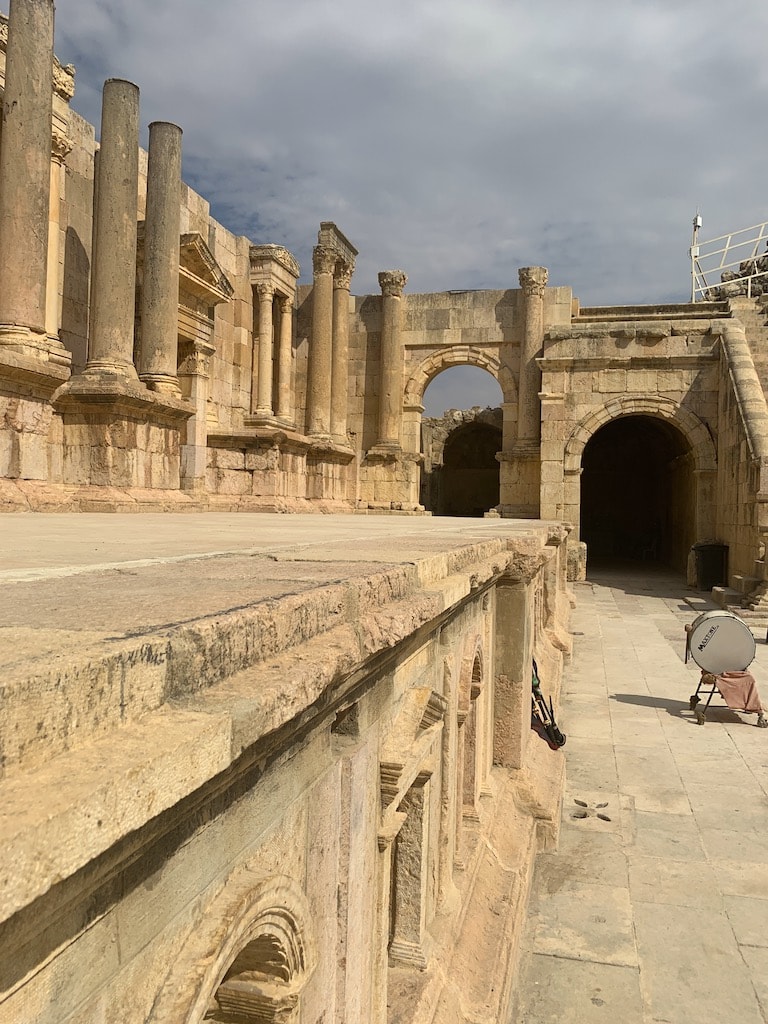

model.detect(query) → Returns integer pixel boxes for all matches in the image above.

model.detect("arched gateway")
[561,399,717,571]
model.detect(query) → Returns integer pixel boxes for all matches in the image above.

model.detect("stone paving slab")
[513,565,768,1024]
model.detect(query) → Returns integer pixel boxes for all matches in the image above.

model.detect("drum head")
[688,610,756,673]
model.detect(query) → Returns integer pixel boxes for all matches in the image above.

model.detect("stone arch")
[150,870,315,1024]
[457,635,484,715]
[404,347,515,408]
[563,395,716,475]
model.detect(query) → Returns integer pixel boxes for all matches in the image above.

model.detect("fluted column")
[85,79,140,378]
[276,295,294,422]
[0,0,59,356]
[139,121,182,395]
[330,262,352,443]
[251,282,275,416]
[307,245,335,437]
[517,266,548,445]
[376,270,407,449]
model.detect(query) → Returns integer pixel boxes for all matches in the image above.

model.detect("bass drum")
[687,610,756,673]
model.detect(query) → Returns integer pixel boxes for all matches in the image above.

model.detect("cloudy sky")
[54,0,767,413]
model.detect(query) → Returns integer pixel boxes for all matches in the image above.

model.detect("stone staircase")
[731,295,768,395]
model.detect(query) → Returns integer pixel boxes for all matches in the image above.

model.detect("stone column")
[253,282,275,416]
[45,131,73,338]
[376,270,407,449]
[330,262,352,444]
[85,79,141,379]
[276,295,294,422]
[517,266,548,444]
[306,245,335,437]
[139,121,182,395]
[0,0,61,358]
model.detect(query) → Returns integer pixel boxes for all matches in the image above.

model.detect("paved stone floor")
[514,563,768,1024]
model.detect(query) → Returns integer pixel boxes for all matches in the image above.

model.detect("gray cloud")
[55,0,768,304]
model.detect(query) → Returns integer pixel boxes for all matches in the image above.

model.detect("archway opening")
[421,415,502,516]
[580,415,695,572]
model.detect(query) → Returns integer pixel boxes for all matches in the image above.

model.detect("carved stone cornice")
[318,221,359,266]
[0,16,76,101]
[378,270,407,298]
[518,266,548,298]
[53,57,75,101]
[312,245,337,276]
[249,243,300,280]
[333,264,353,290]
[178,233,235,304]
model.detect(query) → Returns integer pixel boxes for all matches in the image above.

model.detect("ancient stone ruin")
[3,1,768,1022]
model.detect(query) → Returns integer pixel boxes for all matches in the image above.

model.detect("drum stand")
[689,672,768,728]
[684,627,768,727]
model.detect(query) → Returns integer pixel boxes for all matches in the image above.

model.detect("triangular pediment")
[179,233,234,305]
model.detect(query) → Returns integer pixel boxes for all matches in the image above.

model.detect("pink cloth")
[709,670,764,713]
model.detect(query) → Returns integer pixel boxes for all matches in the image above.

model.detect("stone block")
[211,448,246,471]
[597,369,627,393]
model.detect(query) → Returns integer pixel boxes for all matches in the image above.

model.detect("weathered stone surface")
[0,513,569,1024]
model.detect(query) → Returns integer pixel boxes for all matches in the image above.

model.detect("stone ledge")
[0,480,207,513]
[1,540,541,772]
[0,706,233,923]
[0,349,71,394]
[52,375,193,425]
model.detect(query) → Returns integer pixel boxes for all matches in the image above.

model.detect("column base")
[0,324,72,369]
[80,357,140,382]
[366,441,403,461]
[139,372,182,396]
[388,935,432,970]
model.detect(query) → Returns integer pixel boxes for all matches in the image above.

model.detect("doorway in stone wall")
[420,410,502,516]
[580,414,695,572]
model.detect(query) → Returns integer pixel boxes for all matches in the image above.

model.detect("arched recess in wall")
[408,349,513,516]
[564,397,717,572]
[149,870,316,1024]
[456,637,484,845]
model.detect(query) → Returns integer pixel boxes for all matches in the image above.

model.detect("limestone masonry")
[1,0,768,1021]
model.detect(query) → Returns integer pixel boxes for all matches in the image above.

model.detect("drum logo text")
[697,625,718,651]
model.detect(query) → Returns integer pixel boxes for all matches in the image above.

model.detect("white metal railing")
[689,215,768,301]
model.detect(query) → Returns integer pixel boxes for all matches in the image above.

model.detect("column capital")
[333,263,353,290]
[313,245,337,276]
[518,266,548,297]
[256,281,275,301]
[379,270,407,298]
[278,294,293,314]
[51,129,73,165]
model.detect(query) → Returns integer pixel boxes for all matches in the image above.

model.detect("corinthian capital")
[256,282,274,301]
[378,270,408,298]
[518,266,548,298]
[313,245,337,276]
[334,263,353,290]
[51,130,74,164]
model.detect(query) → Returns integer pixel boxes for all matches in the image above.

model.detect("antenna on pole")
[690,209,702,302]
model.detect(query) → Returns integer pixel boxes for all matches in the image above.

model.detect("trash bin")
[692,542,728,591]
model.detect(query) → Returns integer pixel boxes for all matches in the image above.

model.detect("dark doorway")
[580,415,694,571]
[438,422,501,516]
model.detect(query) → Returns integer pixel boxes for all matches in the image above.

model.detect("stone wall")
[0,521,571,1024]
